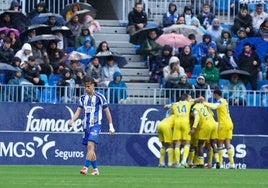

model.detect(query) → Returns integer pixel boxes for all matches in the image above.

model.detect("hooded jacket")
[108,71,127,103]
[201,58,219,85]
[162,3,178,27]
[15,43,33,65]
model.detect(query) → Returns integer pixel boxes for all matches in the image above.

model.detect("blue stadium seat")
[188,78,196,85]
[48,74,61,86]
[257,80,268,90]
[40,87,60,104]
[192,65,201,78]
[218,79,229,89]
[40,74,49,86]
[0,73,6,84]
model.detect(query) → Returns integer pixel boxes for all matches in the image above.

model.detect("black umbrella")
[61,2,97,19]
[220,69,250,80]
[20,24,52,41]
[29,34,61,43]
[129,27,163,45]
[0,63,18,73]
[96,52,128,68]
[66,10,92,24]
[0,10,30,32]
[51,26,73,36]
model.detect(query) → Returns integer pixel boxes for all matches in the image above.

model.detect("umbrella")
[0,11,29,32]
[234,37,268,64]
[163,24,204,42]
[129,27,163,45]
[29,34,61,43]
[66,10,92,24]
[51,26,73,36]
[6,28,20,37]
[20,24,51,42]
[61,2,97,19]
[67,51,91,61]
[0,63,18,73]
[31,13,65,25]
[96,51,128,68]
[156,33,192,48]
[220,69,250,80]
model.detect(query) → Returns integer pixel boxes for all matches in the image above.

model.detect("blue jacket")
[108,71,127,103]
[76,37,96,66]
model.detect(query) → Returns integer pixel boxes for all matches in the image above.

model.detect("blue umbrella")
[0,63,17,74]
[31,13,65,26]
[234,37,268,64]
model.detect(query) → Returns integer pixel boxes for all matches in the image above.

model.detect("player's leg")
[181,140,190,168]
[210,139,220,169]
[204,143,213,168]
[80,141,95,175]
[173,140,181,167]
[88,125,101,175]
[224,139,235,169]
[217,139,224,168]
[167,143,174,167]
[196,139,205,168]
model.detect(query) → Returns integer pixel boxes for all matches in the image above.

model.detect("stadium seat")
[40,87,60,104]
[0,73,6,84]
[40,74,49,86]
[188,78,196,85]
[257,80,268,90]
[192,65,201,78]
[48,74,61,86]
[218,79,229,89]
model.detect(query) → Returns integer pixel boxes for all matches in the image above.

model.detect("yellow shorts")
[218,124,233,140]
[157,115,174,143]
[172,119,191,141]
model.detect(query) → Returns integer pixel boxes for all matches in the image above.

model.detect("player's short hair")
[83,76,95,84]
[213,89,222,96]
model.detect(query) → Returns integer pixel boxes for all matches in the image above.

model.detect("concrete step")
[126,82,160,89]
[123,61,147,68]
[123,54,143,62]
[94,33,129,42]
[123,75,149,82]
[125,96,169,105]
[97,20,122,26]
[99,26,127,34]
[121,68,149,76]
[95,41,134,48]
[110,47,136,55]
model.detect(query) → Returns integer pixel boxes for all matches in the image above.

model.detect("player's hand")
[109,123,115,135]
[189,128,195,135]
[68,120,73,127]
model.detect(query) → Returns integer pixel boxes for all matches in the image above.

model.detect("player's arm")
[203,101,220,110]
[104,107,115,135]
[68,107,82,126]
[190,109,200,135]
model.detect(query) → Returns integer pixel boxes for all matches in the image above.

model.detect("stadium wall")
[0,103,268,169]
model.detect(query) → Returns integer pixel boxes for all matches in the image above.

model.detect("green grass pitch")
[0,165,268,188]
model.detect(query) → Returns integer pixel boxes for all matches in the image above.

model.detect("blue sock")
[84,160,91,168]
[91,160,98,169]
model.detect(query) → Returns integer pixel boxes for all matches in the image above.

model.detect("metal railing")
[0,84,268,107]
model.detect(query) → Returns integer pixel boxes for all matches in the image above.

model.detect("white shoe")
[90,169,100,176]
[229,163,236,169]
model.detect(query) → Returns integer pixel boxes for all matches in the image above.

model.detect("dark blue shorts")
[82,124,101,145]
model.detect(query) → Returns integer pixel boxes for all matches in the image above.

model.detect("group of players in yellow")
[157,89,236,169]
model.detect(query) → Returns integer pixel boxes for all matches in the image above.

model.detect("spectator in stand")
[7,29,21,54]
[222,74,247,106]
[84,15,101,36]
[201,58,219,89]
[216,29,236,55]
[176,16,185,25]
[198,34,217,61]
[96,41,110,54]
[7,67,28,102]
[0,37,14,64]
[0,30,6,47]
[258,18,268,36]
[86,56,104,87]
[108,71,127,104]
[9,1,21,11]
[177,45,196,78]
[175,73,193,99]
[163,56,185,101]
[66,15,83,47]
[22,56,44,86]
[127,2,147,35]
[27,1,49,20]
[236,27,248,46]
[102,56,121,86]
[0,12,16,28]
[139,30,162,74]
[43,15,63,27]
[152,45,173,84]
[188,34,200,64]
[15,42,33,65]
[21,29,36,44]
[182,5,205,33]
[237,42,261,90]
[206,18,223,41]
[31,41,53,77]
[69,60,85,80]
[11,56,21,67]
[251,4,268,36]
[232,4,254,37]
[221,47,238,71]
[75,24,96,49]
[201,45,223,71]
[47,40,66,74]
[57,68,76,103]
[51,29,68,52]
[162,3,178,27]
[73,68,85,99]
[197,4,215,30]
[76,37,96,66]
[65,3,80,21]
[192,74,211,100]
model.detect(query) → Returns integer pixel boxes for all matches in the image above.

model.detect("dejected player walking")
[68,76,115,176]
